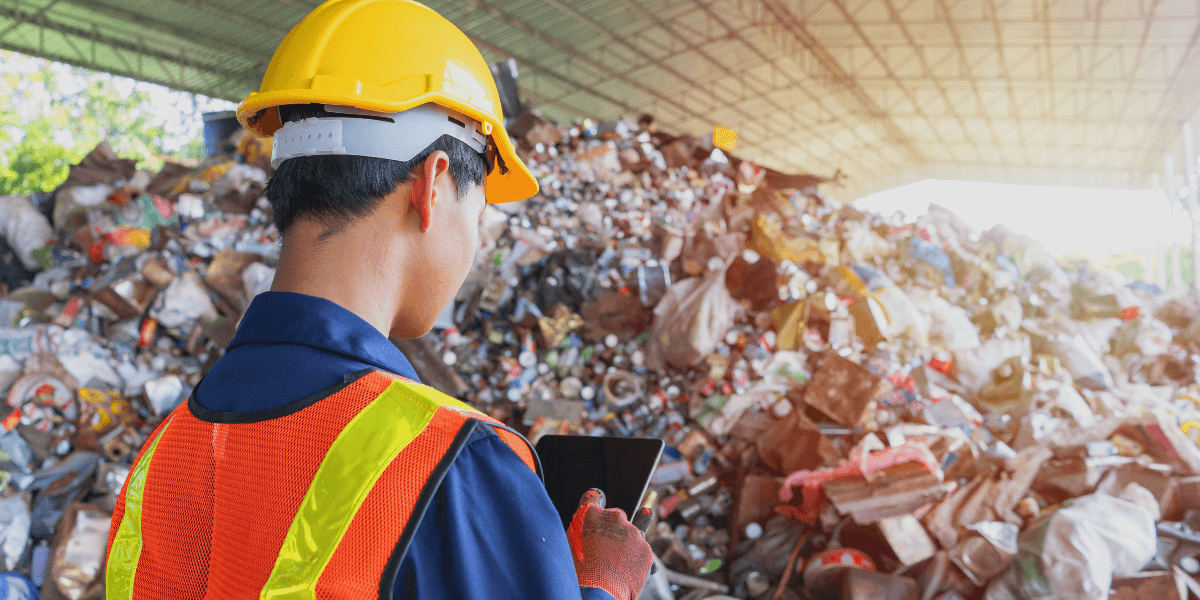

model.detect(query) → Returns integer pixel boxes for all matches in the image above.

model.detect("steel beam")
[1136,10,1200,175]
[465,0,829,171]
[678,0,903,171]
[1106,0,1164,150]
[0,3,256,84]
[736,0,925,165]
[58,0,266,64]
[537,0,879,173]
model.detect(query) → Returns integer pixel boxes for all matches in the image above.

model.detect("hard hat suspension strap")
[271,103,488,169]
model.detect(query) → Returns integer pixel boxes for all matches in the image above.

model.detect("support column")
[1181,124,1200,298]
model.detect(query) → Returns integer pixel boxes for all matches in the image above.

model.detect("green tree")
[1101,250,1146,282]
[0,50,222,195]
[0,101,78,194]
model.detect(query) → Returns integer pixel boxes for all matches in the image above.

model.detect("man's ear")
[410,150,451,233]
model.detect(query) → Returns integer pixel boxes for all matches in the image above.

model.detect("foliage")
[1100,250,1146,283]
[0,50,222,196]
[1100,246,1195,287]
[1165,245,1194,287]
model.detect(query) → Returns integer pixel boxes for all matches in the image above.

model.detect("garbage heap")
[0,112,1196,600]
[430,111,1200,600]
[0,133,277,599]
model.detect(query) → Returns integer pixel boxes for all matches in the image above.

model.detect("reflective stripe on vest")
[104,371,536,599]
[106,415,175,600]
[262,382,441,597]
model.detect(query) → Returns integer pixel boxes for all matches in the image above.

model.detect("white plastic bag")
[1040,382,1094,425]
[211,164,267,199]
[909,288,980,350]
[984,485,1158,600]
[0,196,52,271]
[54,329,121,389]
[646,263,740,371]
[0,326,64,361]
[0,493,29,572]
[705,379,790,436]
[842,221,892,263]
[150,271,217,330]
[873,286,928,345]
[1053,334,1114,390]
[1133,317,1172,357]
[241,262,276,307]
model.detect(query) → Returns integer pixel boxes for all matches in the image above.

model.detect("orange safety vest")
[105,369,538,599]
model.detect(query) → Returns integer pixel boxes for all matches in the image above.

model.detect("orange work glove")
[568,489,655,600]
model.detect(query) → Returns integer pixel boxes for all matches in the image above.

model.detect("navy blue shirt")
[196,292,614,600]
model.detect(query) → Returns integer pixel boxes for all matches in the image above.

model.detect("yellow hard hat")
[236,0,538,204]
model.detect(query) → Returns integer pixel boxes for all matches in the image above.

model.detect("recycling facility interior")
[7,1,1200,600]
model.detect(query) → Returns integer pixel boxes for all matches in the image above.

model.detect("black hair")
[265,103,489,238]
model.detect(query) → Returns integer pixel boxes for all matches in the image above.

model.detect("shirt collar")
[230,291,418,378]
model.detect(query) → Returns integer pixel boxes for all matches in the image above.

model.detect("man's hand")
[568,489,655,600]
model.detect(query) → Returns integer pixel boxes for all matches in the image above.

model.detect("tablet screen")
[535,435,665,529]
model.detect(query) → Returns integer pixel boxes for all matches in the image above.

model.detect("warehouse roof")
[2,0,1198,199]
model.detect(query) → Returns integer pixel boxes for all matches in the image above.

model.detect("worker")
[104,1,655,598]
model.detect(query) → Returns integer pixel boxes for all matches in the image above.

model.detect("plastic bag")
[210,163,266,199]
[1040,382,1094,425]
[0,327,63,362]
[48,503,109,600]
[873,286,928,345]
[909,288,979,350]
[0,431,35,490]
[908,237,956,287]
[924,394,983,429]
[840,265,928,345]
[762,351,810,385]
[0,572,37,600]
[646,263,740,371]
[1053,334,1114,390]
[0,494,29,572]
[0,197,52,272]
[749,213,824,265]
[842,221,892,263]
[53,329,120,389]
[992,295,1024,332]
[984,485,1158,600]
[0,357,22,398]
[144,375,186,415]
[28,453,100,540]
[150,271,218,331]
[1112,317,1172,357]
[702,378,789,436]
[1064,318,1122,356]
[241,262,276,306]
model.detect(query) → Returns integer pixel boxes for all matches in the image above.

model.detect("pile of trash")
[0,131,276,598]
[0,108,1198,599]
[428,110,1200,600]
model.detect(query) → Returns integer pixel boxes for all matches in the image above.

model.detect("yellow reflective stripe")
[106,416,174,600]
[261,381,448,599]
[437,392,485,416]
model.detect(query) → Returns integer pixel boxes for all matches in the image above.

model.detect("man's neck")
[270,220,407,338]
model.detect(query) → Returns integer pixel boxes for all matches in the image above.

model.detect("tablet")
[535,435,665,529]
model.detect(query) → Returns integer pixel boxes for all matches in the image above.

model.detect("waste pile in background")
[426,109,1200,600]
[0,108,1198,599]
[0,134,277,598]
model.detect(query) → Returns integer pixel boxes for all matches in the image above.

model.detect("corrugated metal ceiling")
[2,0,1198,199]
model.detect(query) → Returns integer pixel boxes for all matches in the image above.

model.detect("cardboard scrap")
[1111,571,1186,600]
[803,352,884,426]
[756,409,839,474]
[823,465,950,525]
[877,514,937,566]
